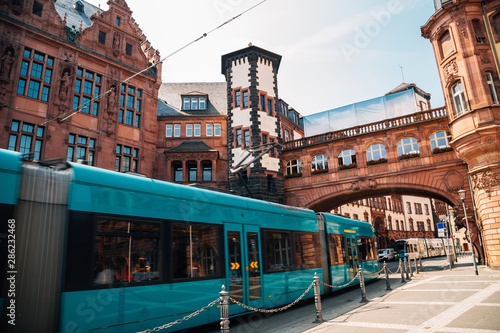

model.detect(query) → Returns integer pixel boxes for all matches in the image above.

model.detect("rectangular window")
[199,97,206,109]
[424,204,429,215]
[73,67,101,116]
[202,163,212,182]
[244,130,250,148]
[267,99,272,115]
[194,124,201,137]
[115,144,138,172]
[206,124,213,136]
[119,84,142,127]
[264,230,321,272]
[8,120,44,160]
[174,163,182,182]
[174,124,181,137]
[415,203,423,215]
[125,43,132,56]
[67,133,96,165]
[235,90,240,107]
[214,123,221,136]
[166,124,172,137]
[32,1,43,16]
[329,234,347,266]
[17,47,53,102]
[260,95,265,111]
[116,17,121,26]
[94,219,160,285]
[242,91,249,108]
[186,124,193,137]
[356,237,377,262]
[172,223,222,279]
[406,202,412,214]
[236,129,242,147]
[181,96,207,110]
[183,97,190,110]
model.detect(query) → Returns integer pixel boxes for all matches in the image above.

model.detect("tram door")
[225,223,263,312]
[346,236,358,279]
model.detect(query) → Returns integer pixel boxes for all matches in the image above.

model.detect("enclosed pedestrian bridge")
[282,106,472,213]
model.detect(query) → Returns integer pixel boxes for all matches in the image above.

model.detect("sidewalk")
[204,257,500,333]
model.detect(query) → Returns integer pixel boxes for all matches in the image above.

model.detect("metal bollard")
[419,256,423,270]
[400,258,406,283]
[383,261,392,290]
[408,257,413,277]
[404,258,410,281]
[358,265,368,303]
[313,273,324,323]
[220,285,229,333]
[414,256,419,274]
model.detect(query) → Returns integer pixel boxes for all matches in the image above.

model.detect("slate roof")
[54,0,99,30]
[158,82,227,117]
[164,141,218,153]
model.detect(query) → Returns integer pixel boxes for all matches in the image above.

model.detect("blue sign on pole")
[437,222,444,229]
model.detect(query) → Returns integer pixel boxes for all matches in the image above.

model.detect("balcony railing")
[284,107,447,151]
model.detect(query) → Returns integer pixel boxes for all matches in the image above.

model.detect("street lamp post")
[447,205,458,262]
[457,189,478,275]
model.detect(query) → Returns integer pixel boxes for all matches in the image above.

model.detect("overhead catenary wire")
[42,0,267,126]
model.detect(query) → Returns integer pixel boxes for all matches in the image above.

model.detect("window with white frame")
[186,124,193,137]
[206,124,213,136]
[174,124,181,137]
[182,96,207,110]
[214,123,221,136]
[366,144,387,162]
[486,72,498,104]
[286,159,302,176]
[194,124,201,137]
[311,154,328,171]
[430,131,452,150]
[451,81,467,116]
[338,149,356,166]
[397,137,419,156]
[166,124,172,137]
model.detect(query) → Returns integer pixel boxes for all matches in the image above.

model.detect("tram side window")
[172,223,222,279]
[329,234,347,266]
[95,219,160,285]
[264,230,321,272]
[356,237,377,262]
[294,232,322,270]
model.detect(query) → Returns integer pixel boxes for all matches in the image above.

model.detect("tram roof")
[0,149,22,205]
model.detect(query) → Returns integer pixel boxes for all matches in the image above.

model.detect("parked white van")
[378,248,395,261]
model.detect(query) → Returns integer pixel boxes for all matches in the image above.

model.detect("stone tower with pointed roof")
[222,45,284,203]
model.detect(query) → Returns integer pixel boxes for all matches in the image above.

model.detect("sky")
[84,0,444,116]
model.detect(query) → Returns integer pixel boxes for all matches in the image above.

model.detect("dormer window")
[75,1,84,13]
[182,96,207,110]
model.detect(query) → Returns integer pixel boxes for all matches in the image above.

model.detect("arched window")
[286,159,302,176]
[397,137,419,157]
[486,72,498,104]
[366,144,387,162]
[430,131,452,150]
[338,149,356,166]
[311,154,328,171]
[440,31,454,58]
[451,81,467,116]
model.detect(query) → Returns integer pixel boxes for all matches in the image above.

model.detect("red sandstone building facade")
[0,0,161,177]
[422,0,500,270]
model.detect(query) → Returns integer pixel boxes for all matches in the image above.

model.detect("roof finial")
[248,42,252,47]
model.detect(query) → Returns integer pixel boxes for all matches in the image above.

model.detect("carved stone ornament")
[444,170,463,192]
[456,18,468,38]
[444,60,459,84]
[471,171,500,195]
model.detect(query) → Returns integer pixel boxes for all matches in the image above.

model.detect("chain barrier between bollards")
[313,272,324,323]
[383,262,392,290]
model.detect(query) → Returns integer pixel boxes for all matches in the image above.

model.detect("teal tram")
[0,148,378,332]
